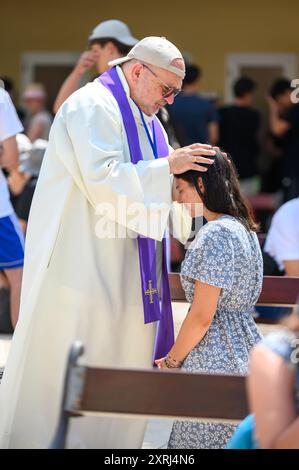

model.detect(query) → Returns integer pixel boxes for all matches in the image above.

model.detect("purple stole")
[99,67,174,361]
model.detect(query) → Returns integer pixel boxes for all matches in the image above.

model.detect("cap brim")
[108,56,131,68]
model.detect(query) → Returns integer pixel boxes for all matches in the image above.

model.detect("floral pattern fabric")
[168,215,263,449]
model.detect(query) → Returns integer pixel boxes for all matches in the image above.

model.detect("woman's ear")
[197,177,204,193]
[172,176,180,202]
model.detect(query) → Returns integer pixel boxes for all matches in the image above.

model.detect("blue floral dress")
[168,215,263,449]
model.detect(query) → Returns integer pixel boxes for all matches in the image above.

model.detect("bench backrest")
[169,273,299,307]
[50,343,248,448]
[50,274,299,447]
[78,367,248,421]
[72,277,299,421]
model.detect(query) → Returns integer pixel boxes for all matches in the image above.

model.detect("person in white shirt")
[0,87,24,327]
[264,197,299,276]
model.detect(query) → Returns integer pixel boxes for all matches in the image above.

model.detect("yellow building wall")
[1,0,299,98]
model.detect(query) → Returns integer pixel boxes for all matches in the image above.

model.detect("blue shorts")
[0,213,24,270]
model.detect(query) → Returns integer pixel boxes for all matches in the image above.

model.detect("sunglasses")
[142,64,181,99]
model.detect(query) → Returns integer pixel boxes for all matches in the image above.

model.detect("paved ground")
[0,302,278,449]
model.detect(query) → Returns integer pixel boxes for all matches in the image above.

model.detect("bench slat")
[80,368,248,421]
[169,273,299,307]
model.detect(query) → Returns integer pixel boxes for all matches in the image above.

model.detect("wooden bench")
[171,233,267,267]
[246,193,278,213]
[170,273,299,324]
[50,343,248,449]
[50,274,299,448]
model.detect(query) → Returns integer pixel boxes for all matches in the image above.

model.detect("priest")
[0,36,215,448]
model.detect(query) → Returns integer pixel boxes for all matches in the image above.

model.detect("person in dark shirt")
[219,77,260,194]
[157,107,180,149]
[167,64,219,146]
[268,78,299,201]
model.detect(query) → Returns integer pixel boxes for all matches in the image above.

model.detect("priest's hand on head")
[167,143,215,175]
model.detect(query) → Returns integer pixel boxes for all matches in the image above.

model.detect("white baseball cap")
[108,36,185,79]
[89,19,138,46]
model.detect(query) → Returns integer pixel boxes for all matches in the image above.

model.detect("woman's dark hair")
[176,149,259,232]
[89,38,131,56]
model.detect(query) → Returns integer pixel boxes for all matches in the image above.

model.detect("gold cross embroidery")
[145,280,158,304]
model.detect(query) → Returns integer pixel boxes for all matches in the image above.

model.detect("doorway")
[225,53,296,102]
[21,52,88,112]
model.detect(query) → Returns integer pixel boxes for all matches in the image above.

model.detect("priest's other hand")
[167,143,215,175]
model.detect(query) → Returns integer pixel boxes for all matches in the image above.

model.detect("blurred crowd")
[2,20,299,232]
[1,18,299,326]
[168,68,299,204]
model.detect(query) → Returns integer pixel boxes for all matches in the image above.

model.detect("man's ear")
[131,63,143,82]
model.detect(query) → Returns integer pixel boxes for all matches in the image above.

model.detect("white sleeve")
[0,89,23,142]
[54,96,172,241]
[264,210,299,264]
